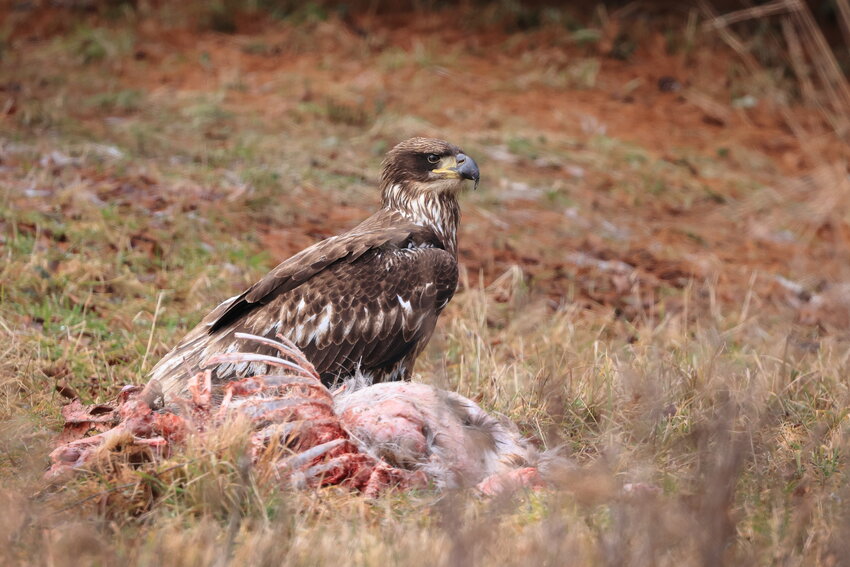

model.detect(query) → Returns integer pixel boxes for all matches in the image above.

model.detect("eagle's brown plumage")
[149,138,480,400]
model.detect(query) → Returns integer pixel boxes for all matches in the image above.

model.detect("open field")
[2,2,850,565]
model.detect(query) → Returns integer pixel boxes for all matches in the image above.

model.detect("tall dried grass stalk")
[702,0,850,143]
[837,0,850,47]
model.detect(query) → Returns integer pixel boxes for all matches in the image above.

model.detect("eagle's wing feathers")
[273,245,457,383]
[210,218,415,333]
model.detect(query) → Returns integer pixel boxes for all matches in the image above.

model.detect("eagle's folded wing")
[277,244,458,384]
[210,217,417,333]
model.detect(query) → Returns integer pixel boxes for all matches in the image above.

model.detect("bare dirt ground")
[2,2,850,565]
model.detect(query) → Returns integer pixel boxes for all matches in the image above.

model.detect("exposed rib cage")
[48,334,544,496]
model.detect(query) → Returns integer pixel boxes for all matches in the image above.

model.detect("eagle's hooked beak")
[433,152,480,189]
[455,153,480,189]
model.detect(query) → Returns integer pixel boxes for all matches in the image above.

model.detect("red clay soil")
[5,5,849,324]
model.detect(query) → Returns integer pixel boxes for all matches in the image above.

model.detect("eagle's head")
[379,137,480,203]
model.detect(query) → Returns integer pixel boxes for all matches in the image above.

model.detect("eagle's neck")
[382,183,460,255]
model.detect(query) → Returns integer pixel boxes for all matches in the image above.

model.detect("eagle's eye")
[426,154,440,164]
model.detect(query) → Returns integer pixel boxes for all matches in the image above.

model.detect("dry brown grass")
[7,277,850,565]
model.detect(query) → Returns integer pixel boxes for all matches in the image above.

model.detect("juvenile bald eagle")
[149,137,479,400]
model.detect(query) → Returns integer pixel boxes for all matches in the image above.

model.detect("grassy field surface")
[2,2,850,565]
